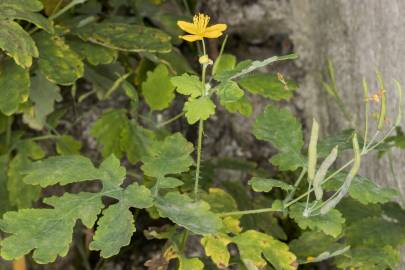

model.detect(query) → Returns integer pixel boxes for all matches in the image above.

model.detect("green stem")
[283,168,306,204]
[179,230,189,253]
[30,135,60,141]
[219,207,281,217]
[193,40,208,201]
[194,120,204,200]
[157,112,185,128]
[50,0,87,20]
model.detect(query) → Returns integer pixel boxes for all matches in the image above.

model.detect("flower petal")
[177,21,198,35]
[205,24,227,33]
[179,35,203,42]
[203,24,227,38]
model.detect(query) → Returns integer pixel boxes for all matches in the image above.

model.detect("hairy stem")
[193,40,208,201]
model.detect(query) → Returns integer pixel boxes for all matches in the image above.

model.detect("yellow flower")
[177,13,227,42]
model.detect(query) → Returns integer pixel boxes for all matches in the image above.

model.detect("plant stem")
[220,127,396,217]
[283,168,306,204]
[194,120,204,200]
[193,40,208,201]
[219,207,281,217]
[157,112,185,128]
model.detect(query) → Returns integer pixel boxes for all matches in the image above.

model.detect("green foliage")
[75,22,172,53]
[248,177,293,192]
[184,96,216,124]
[142,64,175,110]
[239,73,297,100]
[34,32,84,85]
[0,155,153,263]
[141,133,194,178]
[155,192,222,235]
[0,19,38,68]
[23,73,61,130]
[0,58,30,115]
[253,105,305,171]
[0,3,403,269]
[289,203,345,237]
[324,173,399,204]
[171,73,202,98]
[233,230,297,270]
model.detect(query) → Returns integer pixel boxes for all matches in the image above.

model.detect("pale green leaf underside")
[289,203,345,237]
[156,192,223,235]
[324,173,399,205]
[22,155,101,187]
[248,177,293,192]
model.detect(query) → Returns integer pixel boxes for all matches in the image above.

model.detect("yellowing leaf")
[75,22,172,53]
[201,234,231,268]
[178,256,204,270]
[184,96,216,124]
[34,32,84,85]
[233,230,297,270]
[68,38,117,65]
[142,64,175,110]
[0,58,30,115]
[0,20,38,68]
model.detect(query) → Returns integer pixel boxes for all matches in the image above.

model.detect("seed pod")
[321,134,360,215]
[375,71,386,130]
[307,119,319,183]
[313,146,338,200]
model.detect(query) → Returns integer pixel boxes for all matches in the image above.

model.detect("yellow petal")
[179,34,203,42]
[205,24,227,33]
[203,24,227,38]
[177,21,198,35]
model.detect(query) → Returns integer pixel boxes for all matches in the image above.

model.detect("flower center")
[193,13,210,35]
